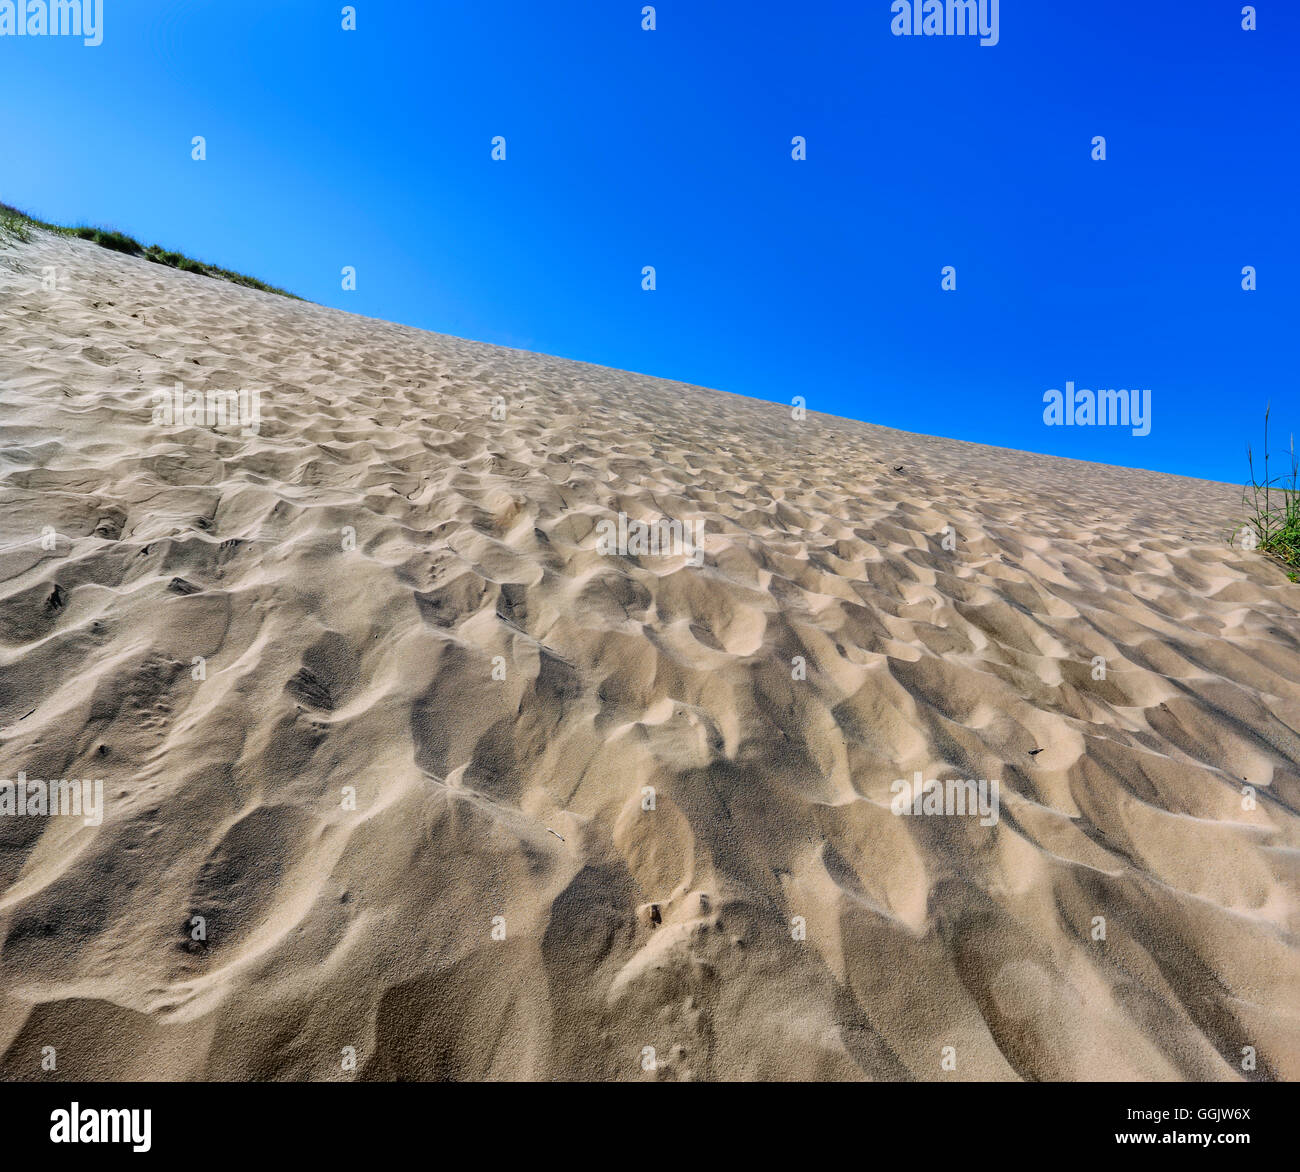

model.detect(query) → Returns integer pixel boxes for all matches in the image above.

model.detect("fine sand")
[0,229,1297,1081]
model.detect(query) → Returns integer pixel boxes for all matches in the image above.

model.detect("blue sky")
[2,0,1296,483]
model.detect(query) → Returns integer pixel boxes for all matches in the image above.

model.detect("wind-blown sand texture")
[1,230,1297,1081]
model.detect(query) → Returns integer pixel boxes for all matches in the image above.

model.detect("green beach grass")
[0,202,302,300]
[1238,405,1300,581]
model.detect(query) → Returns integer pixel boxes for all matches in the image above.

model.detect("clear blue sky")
[2,1,1296,483]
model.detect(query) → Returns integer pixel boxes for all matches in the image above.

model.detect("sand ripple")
[0,231,1296,1081]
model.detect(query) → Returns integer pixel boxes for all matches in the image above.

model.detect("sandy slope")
[0,229,1296,1082]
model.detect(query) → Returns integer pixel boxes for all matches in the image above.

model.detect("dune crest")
[0,231,1296,1081]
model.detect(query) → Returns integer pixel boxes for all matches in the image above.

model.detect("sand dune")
[0,229,1296,1081]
